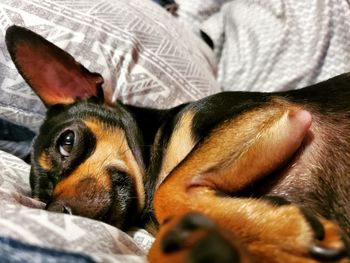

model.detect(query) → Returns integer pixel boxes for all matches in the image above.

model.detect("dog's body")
[5,26,350,262]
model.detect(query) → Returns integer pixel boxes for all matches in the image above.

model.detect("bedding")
[0,0,218,262]
[2,0,350,262]
[0,0,218,155]
[179,0,350,92]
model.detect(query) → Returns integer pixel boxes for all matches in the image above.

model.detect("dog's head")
[6,26,145,229]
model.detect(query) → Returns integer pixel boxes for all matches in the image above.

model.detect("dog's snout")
[46,201,72,215]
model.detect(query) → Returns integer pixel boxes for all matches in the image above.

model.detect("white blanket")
[179,0,350,92]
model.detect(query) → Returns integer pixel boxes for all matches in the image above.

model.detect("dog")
[5,25,350,262]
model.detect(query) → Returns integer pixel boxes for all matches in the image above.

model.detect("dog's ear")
[5,25,104,106]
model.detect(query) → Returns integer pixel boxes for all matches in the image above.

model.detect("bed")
[1,0,350,262]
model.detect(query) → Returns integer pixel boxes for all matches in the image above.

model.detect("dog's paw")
[149,198,349,263]
[257,196,349,262]
[304,212,348,261]
[162,212,248,263]
[149,212,252,263]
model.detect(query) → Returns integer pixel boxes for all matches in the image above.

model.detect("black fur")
[5,26,350,256]
[141,74,350,242]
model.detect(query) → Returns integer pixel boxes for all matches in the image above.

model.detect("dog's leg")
[149,212,253,263]
[150,200,346,262]
[150,105,347,262]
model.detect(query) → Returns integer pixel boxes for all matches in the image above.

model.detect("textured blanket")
[2,0,350,262]
[178,0,350,91]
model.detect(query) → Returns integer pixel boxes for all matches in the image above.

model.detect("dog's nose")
[45,201,72,215]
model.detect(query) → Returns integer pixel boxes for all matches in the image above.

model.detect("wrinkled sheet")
[178,0,350,92]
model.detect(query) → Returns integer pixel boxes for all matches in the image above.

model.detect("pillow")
[0,0,219,133]
[0,0,220,261]
[176,0,231,34]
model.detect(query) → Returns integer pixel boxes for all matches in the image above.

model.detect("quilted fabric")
[199,0,350,92]
[0,0,219,262]
[176,0,231,34]
[176,0,350,92]
[0,0,219,132]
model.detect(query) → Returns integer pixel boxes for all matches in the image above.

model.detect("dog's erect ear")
[5,25,104,106]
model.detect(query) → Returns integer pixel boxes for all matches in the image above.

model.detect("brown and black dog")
[5,25,350,262]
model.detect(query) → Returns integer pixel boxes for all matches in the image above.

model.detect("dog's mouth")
[41,154,141,229]
[45,193,129,229]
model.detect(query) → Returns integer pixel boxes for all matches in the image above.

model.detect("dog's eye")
[58,131,75,157]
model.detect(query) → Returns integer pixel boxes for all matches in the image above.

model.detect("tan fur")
[149,215,253,263]
[53,118,145,210]
[155,100,303,220]
[150,100,345,262]
[38,152,52,171]
[157,111,196,187]
[84,119,145,208]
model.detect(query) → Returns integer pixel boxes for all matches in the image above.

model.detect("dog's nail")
[310,244,347,261]
[300,208,325,240]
